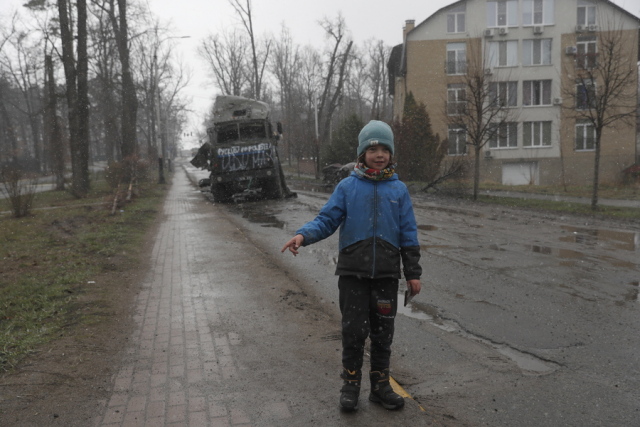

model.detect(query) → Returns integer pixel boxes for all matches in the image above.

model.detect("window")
[576,79,596,110]
[523,80,552,106]
[448,126,467,155]
[447,4,466,33]
[577,0,596,26]
[447,84,467,115]
[489,81,518,107]
[487,0,518,27]
[523,0,555,25]
[523,39,552,66]
[523,121,552,147]
[575,121,596,151]
[576,36,597,69]
[239,122,267,140]
[488,41,518,67]
[489,122,518,148]
[446,43,467,74]
[217,123,239,144]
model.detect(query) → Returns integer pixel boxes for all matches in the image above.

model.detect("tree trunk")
[473,144,480,200]
[0,84,19,163]
[57,0,90,197]
[44,54,65,190]
[112,0,138,159]
[591,131,602,210]
[76,0,90,193]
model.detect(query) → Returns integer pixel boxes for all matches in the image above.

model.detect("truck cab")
[192,95,292,202]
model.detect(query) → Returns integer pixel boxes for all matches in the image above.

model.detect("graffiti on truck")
[218,143,275,172]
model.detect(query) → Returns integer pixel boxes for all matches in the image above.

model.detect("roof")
[212,95,270,123]
[397,0,640,75]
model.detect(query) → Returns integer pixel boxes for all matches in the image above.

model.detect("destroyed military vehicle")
[191,95,294,202]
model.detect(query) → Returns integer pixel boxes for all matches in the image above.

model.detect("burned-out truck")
[191,95,294,202]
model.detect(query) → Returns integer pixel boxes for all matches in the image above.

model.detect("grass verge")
[0,177,167,372]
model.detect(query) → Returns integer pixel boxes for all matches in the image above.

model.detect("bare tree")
[199,29,250,96]
[228,0,271,100]
[445,38,518,200]
[44,53,65,190]
[365,39,392,121]
[57,0,90,197]
[269,25,301,165]
[0,26,45,172]
[98,0,138,159]
[0,79,20,164]
[89,1,121,163]
[315,14,353,175]
[562,23,637,210]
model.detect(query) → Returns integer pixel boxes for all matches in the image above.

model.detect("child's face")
[364,145,391,171]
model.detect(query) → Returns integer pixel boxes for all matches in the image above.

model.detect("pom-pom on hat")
[357,120,395,158]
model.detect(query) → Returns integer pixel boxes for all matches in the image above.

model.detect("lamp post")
[155,35,190,184]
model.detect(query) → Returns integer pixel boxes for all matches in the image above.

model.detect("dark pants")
[338,275,399,372]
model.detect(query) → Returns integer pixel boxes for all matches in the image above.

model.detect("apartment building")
[389,0,639,186]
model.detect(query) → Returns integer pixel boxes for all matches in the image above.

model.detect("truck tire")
[262,176,284,200]
[212,183,233,203]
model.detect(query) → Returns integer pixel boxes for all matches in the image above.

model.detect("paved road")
[94,167,448,426]
[194,165,640,427]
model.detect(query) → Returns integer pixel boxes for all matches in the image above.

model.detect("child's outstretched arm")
[281,234,305,256]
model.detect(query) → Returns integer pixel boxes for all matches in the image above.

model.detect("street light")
[155,35,190,184]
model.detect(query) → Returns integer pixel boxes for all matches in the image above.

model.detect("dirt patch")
[0,217,159,427]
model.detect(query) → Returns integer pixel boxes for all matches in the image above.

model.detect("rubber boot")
[339,368,361,411]
[369,369,405,410]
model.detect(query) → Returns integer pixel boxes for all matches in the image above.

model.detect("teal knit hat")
[357,120,394,157]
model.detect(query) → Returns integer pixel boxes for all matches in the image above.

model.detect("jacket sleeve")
[401,246,422,280]
[399,188,422,280]
[296,183,346,246]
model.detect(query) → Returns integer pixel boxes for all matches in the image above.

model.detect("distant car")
[322,162,355,186]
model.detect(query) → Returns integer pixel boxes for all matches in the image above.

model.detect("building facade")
[390,0,639,186]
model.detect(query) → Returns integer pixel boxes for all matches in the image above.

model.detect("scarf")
[354,162,396,181]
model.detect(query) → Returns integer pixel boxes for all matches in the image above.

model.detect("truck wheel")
[262,176,284,200]
[212,183,233,203]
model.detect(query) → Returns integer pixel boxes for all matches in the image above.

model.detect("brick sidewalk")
[96,171,299,426]
[94,168,435,427]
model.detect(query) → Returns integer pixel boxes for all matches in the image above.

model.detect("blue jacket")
[296,172,422,280]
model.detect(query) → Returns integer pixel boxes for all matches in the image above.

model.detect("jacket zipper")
[372,182,377,278]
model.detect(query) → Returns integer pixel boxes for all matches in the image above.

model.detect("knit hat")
[357,120,395,158]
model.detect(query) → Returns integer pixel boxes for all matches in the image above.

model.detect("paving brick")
[101,407,125,424]
[122,411,145,426]
[146,400,166,419]
[189,411,208,425]
[209,417,231,427]
[167,404,186,423]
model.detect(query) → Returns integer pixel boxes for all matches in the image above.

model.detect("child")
[281,120,422,412]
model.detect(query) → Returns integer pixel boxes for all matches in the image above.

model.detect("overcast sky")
[2,0,639,146]
[147,0,461,137]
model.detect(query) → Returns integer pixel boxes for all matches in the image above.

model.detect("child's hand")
[281,234,304,256]
[407,279,421,297]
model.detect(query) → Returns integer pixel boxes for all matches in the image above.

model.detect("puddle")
[397,292,558,374]
[528,245,585,259]
[418,225,438,231]
[231,205,285,229]
[397,294,431,321]
[625,281,639,303]
[528,245,638,270]
[561,226,639,251]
